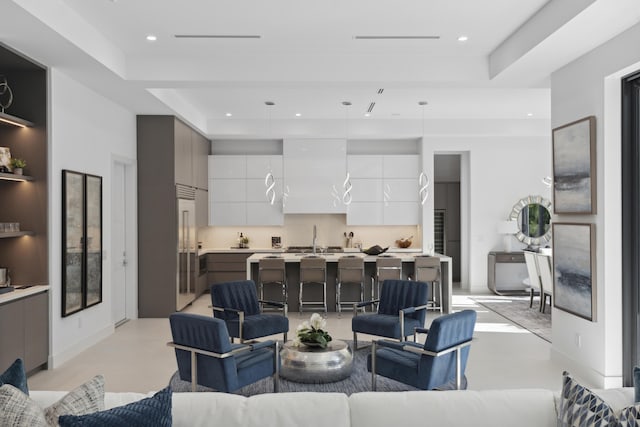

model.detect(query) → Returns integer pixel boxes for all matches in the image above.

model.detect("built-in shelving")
[0,111,34,128]
[0,172,33,182]
[0,231,35,239]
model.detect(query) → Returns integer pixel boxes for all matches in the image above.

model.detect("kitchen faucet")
[312,224,317,255]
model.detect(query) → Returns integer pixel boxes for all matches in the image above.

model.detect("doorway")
[434,154,462,283]
[111,159,136,326]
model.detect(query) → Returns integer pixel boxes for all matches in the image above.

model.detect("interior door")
[111,161,127,326]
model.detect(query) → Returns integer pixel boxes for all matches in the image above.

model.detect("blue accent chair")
[210,280,289,343]
[168,313,279,393]
[351,279,429,350]
[368,309,477,390]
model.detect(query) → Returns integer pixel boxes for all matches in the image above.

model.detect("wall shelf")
[0,111,34,128]
[0,231,35,239]
[0,172,33,182]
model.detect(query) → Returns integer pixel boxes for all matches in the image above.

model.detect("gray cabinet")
[193,132,209,190]
[208,253,252,285]
[0,291,48,373]
[434,182,460,281]
[195,189,208,228]
[137,115,211,317]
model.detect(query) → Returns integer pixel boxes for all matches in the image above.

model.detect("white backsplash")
[198,214,421,250]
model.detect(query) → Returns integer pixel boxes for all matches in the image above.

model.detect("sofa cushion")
[58,387,171,427]
[0,358,28,395]
[349,389,558,427]
[0,375,104,427]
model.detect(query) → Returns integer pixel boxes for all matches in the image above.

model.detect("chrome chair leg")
[371,341,377,391]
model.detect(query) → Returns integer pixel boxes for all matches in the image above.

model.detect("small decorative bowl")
[396,239,412,248]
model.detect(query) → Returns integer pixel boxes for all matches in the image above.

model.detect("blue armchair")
[168,313,279,393]
[210,280,289,343]
[368,309,477,390]
[351,279,429,350]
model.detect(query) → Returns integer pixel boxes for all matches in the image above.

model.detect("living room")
[1,1,640,425]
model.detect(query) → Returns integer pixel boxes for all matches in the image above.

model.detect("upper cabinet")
[173,118,209,190]
[346,154,420,225]
[209,154,283,226]
[283,139,347,214]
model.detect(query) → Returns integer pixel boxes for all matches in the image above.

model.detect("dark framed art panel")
[61,170,103,317]
[552,116,596,214]
[552,222,596,321]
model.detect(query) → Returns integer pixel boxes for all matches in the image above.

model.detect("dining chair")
[523,251,542,309]
[536,253,554,314]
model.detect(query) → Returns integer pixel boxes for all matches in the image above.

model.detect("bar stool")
[299,255,327,314]
[336,256,365,314]
[258,256,288,316]
[414,255,442,313]
[373,256,402,301]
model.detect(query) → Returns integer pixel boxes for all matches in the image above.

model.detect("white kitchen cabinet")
[210,179,246,202]
[209,154,284,225]
[346,154,421,225]
[283,139,347,214]
[383,155,420,178]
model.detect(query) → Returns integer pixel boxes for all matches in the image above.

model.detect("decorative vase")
[13,168,23,175]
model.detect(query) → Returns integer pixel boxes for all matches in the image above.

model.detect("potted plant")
[10,158,26,175]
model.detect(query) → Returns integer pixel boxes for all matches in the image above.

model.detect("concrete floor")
[28,291,565,393]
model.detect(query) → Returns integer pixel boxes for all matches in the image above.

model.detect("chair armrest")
[210,305,243,315]
[258,299,285,309]
[400,304,429,315]
[355,300,378,308]
[414,327,430,334]
[401,338,473,357]
[167,341,252,359]
[376,339,418,352]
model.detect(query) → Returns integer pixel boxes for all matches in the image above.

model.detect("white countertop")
[0,285,49,305]
[201,247,423,255]
[247,252,451,263]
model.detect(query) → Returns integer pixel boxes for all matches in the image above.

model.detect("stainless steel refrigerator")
[177,198,196,310]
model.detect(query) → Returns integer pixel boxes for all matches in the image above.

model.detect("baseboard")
[551,348,623,389]
[48,324,115,369]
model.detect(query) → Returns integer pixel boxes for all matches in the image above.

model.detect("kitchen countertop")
[200,247,423,255]
[246,252,450,263]
[0,285,49,305]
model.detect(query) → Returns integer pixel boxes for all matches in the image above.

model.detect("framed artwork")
[552,223,596,321]
[62,170,102,317]
[552,116,596,214]
[0,147,11,171]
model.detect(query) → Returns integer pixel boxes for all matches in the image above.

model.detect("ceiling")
[3,0,640,138]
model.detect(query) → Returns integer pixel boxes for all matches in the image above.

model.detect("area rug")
[168,341,418,396]
[470,295,551,343]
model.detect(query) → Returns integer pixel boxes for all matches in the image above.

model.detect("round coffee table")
[280,339,353,383]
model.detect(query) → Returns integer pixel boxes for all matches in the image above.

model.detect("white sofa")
[29,387,634,427]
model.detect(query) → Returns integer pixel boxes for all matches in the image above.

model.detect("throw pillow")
[58,387,172,427]
[558,371,618,426]
[0,375,105,427]
[620,405,640,427]
[44,374,105,425]
[0,358,29,395]
[0,384,48,426]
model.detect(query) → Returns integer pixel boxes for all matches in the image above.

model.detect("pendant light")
[418,101,430,205]
[264,101,276,205]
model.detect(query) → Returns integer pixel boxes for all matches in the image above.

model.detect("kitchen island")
[246,252,452,313]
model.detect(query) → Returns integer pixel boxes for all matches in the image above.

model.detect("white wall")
[549,22,640,388]
[424,136,552,290]
[48,69,137,367]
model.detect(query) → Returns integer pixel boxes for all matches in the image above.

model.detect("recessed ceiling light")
[146,34,157,42]
[225,113,232,117]
[527,112,534,117]
[364,113,371,117]
[295,113,301,117]
[457,35,468,42]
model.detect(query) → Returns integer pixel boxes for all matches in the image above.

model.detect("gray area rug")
[470,295,551,343]
[168,341,418,396]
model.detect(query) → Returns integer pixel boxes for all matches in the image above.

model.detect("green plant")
[10,158,26,169]
[294,313,332,348]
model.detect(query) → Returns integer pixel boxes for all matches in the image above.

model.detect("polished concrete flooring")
[29,291,565,393]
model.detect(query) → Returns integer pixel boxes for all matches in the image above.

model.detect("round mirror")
[508,195,552,246]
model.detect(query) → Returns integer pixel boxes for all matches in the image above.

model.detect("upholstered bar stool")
[414,255,442,313]
[336,256,365,314]
[373,256,402,301]
[258,256,288,315]
[299,255,327,314]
